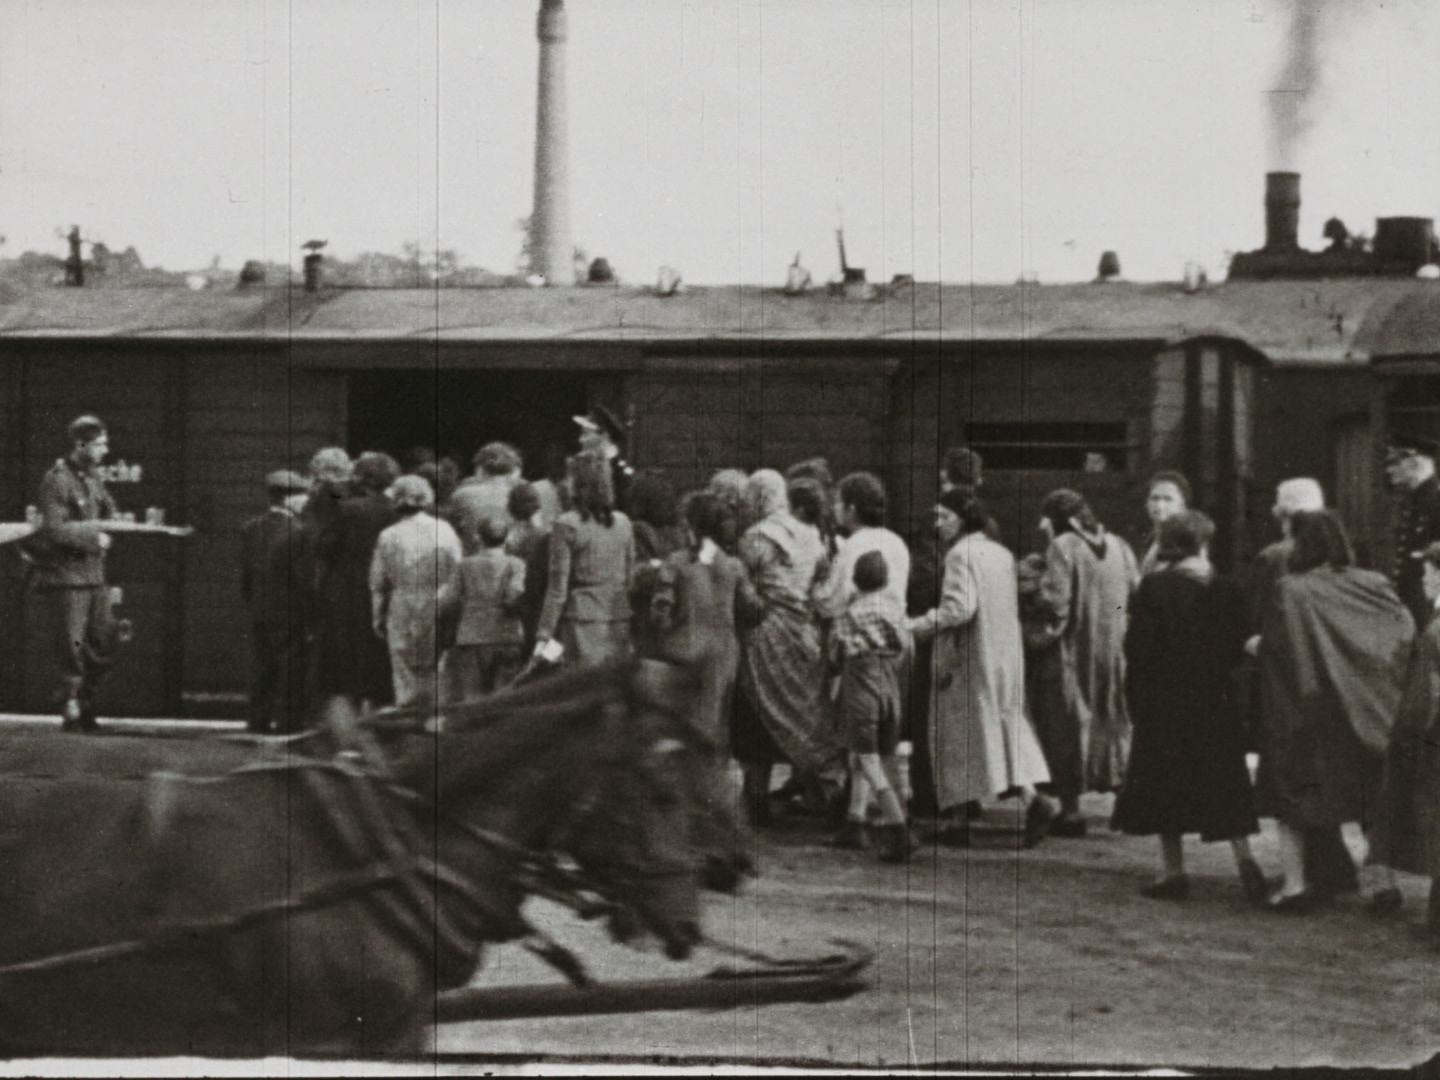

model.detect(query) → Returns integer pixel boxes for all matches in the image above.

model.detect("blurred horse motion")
[0,658,726,1058]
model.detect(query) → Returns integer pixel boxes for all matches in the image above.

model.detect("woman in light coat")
[910,488,1055,846]
[369,475,462,707]
[1037,488,1140,834]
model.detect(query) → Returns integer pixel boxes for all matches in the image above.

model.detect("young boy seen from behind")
[829,550,915,863]
[449,508,527,701]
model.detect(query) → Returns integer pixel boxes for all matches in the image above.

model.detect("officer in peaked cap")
[240,469,313,733]
[574,405,634,503]
[1386,433,1440,628]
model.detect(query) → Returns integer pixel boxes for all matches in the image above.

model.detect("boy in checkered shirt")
[828,550,915,863]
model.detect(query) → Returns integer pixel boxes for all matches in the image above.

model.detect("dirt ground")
[439,795,1440,1072]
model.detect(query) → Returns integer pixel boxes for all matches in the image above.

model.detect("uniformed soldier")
[1386,433,1440,630]
[28,415,120,731]
[240,470,313,733]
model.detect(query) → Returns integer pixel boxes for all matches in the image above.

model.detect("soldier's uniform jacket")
[29,456,118,589]
[1395,475,1440,628]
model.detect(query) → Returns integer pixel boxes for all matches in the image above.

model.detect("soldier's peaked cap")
[67,415,106,444]
[1388,433,1440,461]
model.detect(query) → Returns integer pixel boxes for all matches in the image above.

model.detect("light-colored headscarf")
[743,469,811,562]
[386,474,435,512]
[309,446,354,485]
[708,469,748,506]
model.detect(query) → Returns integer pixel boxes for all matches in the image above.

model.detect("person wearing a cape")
[1370,539,1440,944]
[1255,510,1412,911]
[1245,479,1366,900]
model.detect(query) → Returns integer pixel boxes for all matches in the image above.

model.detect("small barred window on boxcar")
[963,422,1130,472]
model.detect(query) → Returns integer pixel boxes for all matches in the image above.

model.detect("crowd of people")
[231,425,1440,945]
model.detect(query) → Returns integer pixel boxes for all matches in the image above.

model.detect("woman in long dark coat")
[312,451,399,707]
[1113,511,1266,903]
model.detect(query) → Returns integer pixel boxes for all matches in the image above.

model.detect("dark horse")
[0,659,706,1058]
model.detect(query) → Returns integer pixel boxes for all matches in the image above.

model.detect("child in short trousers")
[828,550,915,862]
[449,508,527,701]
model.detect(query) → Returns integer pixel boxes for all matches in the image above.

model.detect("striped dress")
[735,514,836,772]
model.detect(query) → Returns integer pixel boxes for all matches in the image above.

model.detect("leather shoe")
[936,822,971,848]
[876,824,919,864]
[1049,815,1088,839]
[1141,875,1190,901]
[1023,798,1056,849]
[830,821,871,851]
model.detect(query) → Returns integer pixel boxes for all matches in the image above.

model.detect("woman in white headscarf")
[369,474,463,706]
[733,469,839,823]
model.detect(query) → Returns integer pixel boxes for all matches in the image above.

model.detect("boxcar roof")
[2,278,1434,366]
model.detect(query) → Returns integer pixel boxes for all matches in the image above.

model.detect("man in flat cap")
[240,470,313,733]
[27,415,121,731]
[1386,434,1440,629]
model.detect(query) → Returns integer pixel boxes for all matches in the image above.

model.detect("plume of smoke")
[1268,0,1336,170]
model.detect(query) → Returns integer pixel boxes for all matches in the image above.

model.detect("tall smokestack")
[531,0,573,286]
[1265,171,1301,252]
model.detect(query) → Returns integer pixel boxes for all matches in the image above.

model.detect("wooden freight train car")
[0,278,1421,717]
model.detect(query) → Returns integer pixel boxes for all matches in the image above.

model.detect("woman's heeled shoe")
[1140,875,1190,901]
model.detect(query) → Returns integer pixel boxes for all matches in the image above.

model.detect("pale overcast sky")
[1,0,1436,285]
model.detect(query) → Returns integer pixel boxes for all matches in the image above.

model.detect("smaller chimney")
[1095,251,1121,282]
[1265,171,1301,252]
[64,226,84,287]
[301,239,327,292]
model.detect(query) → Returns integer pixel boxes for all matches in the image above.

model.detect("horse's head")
[412,661,707,962]
[558,660,708,960]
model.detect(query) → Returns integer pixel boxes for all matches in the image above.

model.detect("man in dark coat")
[240,471,313,733]
[311,452,400,708]
[27,415,120,731]
[1387,434,1440,631]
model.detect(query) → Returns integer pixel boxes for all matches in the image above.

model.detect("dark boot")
[877,824,918,864]
[741,764,772,827]
[1023,797,1057,849]
[1304,827,1359,898]
[830,820,871,850]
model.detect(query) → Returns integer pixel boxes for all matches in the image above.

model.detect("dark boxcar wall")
[180,350,346,707]
[1251,366,1374,565]
[889,345,1159,560]
[0,357,24,710]
[628,363,889,496]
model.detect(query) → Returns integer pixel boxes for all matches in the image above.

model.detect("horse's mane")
[397,689,616,801]
[439,660,635,732]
